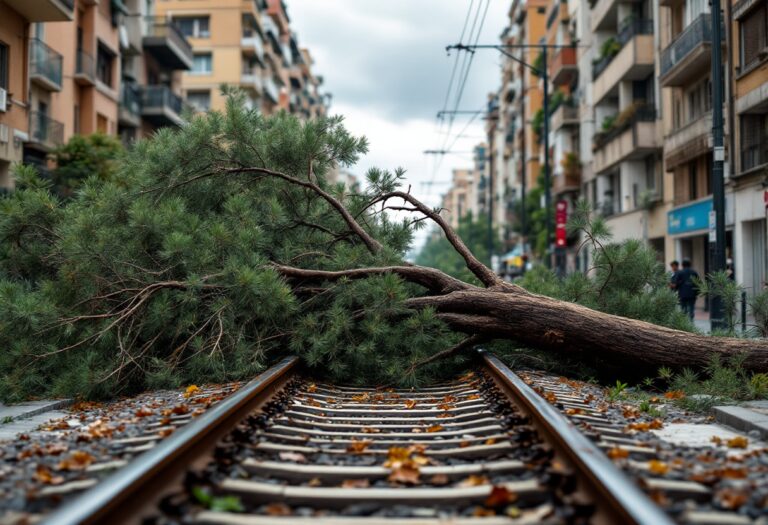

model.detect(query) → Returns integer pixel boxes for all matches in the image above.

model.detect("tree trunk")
[406,289,768,372]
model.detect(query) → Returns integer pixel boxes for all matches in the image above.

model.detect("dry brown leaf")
[158,428,174,438]
[57,450,94,471]
[351,392,370,403]
[442,395,457,403]
[384,447,411,468]
[485,437,497,445]
[727,436,748,449]
[403,399,417,409]
[265,502,292,516]
[459,440,471,448]
[134,407,153,418]
[436,403,455,411]
[467,394,481,400]
[716,488,749,509]
[472,507,496,517]
[437,412,452,418]
[341,478,370,488]
[388,465,420,485]
[430,473,450,485]
[565,408,584,415]
[183,385,200,398]
[171,404,190,415]
[606,447,629,459]
[647,460,669,475]
[426,424,444,433]
[307,477,322,487]
[346,440,372,454]
[361,427,380,434]
[664,390,685,399]
[460,474,490,487]
[33,465,64,485]
[544,392,557,403]
[485,485,518,507]
[306,383,317,393]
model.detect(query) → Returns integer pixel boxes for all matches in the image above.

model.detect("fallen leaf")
[649,396,662,404]
[727,436,748,449]
[711,436,723,445]
[341,478,370,488]
[485,485,518,507]
[403,399,417,409]
[347,440,372,454]
[430,473,450,485]
[544,391,557,403]
[716,488,749,509]
[485,437,497,445]
[622,406,640,419]
[384,447,411,468]
[437,412,452,418]
[472,507,496,517]
[33,465,64,485]
[436,403,455,411]
[664,390,685,399]
[279,451,307,463]
[351,392,370,403]
[442,395,457,403]
[649,419,664,429]
[467,394,481,400]
[459,440,471,448]
[426,424,444,433]
[171,404,190,415]
[57,450,94,471]
[565,408,584,415]
[458,371,475,381]
[459,474,490,487]
[647,460,669,475]
[361,427,380,434]
[158,428,174,438]
[307,477,322,487]
[135,407,153,418]
[306,383,317,393]
[607,447,629,459]
[264,502,292,516]
[388,465,420,485]
[183,385,200,398]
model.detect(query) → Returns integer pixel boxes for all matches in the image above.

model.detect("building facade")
[443,0,768,297]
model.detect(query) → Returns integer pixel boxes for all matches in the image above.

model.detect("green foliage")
[0,93,460,401]
[748,289,768,337]
[520,201,693,331]
[50,133,124,198]
[510,172,552,259]
[531,108,544,142]
[532,52,545,76]
[694,271,743,334]
[600,115,616,132]
[606,379,628,402]
[192,487,244,513]
[415,213,500,284]
[596,37,621,61]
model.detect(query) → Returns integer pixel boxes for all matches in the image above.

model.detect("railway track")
[44,353,674,525]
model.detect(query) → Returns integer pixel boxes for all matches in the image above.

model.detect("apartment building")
[0,0,73,189]
[442,167,481,230]
[155,0,326,119]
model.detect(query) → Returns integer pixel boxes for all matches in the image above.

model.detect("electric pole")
[710,0,726,329]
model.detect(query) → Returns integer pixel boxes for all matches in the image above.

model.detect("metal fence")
[660,14,715,77]
[29,39,63,88]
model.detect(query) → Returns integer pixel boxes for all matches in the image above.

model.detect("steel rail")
[481,351,675,525]
[43,356,299,525]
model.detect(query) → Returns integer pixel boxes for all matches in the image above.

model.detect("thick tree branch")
[405,334,487,376]
[367,191,503,288]
[273,264,473,295]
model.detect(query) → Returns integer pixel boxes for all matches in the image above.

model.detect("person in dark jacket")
[669,260,679,290]
[674,259,699,320]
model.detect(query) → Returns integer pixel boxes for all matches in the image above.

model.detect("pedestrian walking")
[668,260,679,290]
[674,259,699,321]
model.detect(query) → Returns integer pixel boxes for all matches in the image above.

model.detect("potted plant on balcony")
[561,152,580,178]
[532,108,545,142]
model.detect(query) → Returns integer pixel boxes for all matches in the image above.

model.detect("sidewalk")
[691,307,754,334]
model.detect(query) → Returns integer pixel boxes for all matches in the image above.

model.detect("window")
[192,53,212,74]
[175,16,210,38]
[0,42,8,90]
[740,3,768,69]
[741,113,768,171]
[187,90,211,112]
[96,43,114,87]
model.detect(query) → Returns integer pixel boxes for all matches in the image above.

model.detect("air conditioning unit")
[0,124,8,143]
[0,88,7,112]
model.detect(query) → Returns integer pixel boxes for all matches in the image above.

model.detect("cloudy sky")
[286,0,508,249]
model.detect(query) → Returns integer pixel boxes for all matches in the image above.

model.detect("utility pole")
[710,0,726,329]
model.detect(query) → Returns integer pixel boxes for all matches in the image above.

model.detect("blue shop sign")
[668,198,712,235]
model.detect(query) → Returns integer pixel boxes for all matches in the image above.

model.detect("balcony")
[242,34,265,65]
[29,39,62,92]
[593,104,660,174]
[119,83,142,127]
[27,111,64,151]
[550,46,577,86]
[590,0,643,32]
[141,85,184,127]
[592,20,655,104]
[664,111,712,170]
[4,0,73,22]
[241,70,263,93]
[554,155,581,195]
[551,103,579,131]
[661,14,721,87]
[143,18,194,71]
[74,49,95,86]
[263,77,279,103]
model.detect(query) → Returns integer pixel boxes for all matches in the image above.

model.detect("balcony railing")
[75,49,95,84]
[263,77,279,103]
[660,14,718,79]
[593,19,653,80]
[594,104,656,150]
[28,111,64,150]
[29,39,63,91]
[143,17,194,70]
[141,85,184,126]
[121,83,142,117]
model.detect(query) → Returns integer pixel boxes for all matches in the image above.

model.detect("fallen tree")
[1,94,766,400]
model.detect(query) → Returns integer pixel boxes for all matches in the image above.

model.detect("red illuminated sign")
[555,200,567,248]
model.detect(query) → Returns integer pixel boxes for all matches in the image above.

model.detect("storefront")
[732,185,768,296]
